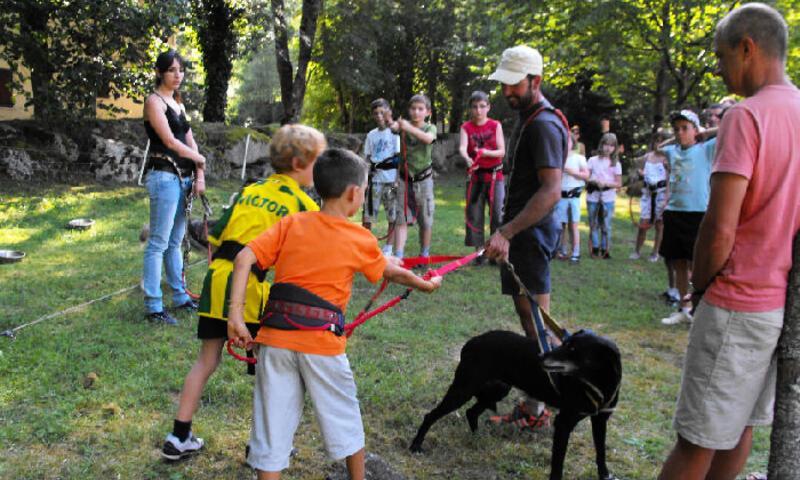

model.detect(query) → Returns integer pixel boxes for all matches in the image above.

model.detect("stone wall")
[0,120,462,183]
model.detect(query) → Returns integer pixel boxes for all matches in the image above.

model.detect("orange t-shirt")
[248,211,388,355]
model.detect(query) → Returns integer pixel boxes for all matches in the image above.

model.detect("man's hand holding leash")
[485,226,512,263]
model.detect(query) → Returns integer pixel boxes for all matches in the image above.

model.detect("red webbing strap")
[465,165,499,234]
[400,255,464,269]
[423,250,482,279]
[343,250,483,337]
[227,339,257,364]
[520,105,570,163]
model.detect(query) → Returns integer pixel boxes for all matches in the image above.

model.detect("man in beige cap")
[484,45,568,428]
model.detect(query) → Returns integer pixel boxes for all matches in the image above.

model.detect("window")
[0,69,12,107]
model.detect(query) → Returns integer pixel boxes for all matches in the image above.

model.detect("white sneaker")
[648,254,660,263]
[628,252,641,260]
[382,245,393,256]
[161,432,204,460]
[661,310,692,325]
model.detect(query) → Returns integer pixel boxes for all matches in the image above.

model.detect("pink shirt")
[586,156,622,203]
[705,84,800,312]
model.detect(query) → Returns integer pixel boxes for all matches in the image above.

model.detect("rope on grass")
[1,259,207,340]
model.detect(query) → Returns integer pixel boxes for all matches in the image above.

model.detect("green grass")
[0,174,769,479]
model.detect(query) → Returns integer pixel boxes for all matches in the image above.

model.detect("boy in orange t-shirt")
[227,148,441,480]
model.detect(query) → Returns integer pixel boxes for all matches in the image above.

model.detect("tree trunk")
[20,4,55,122]
[197,0,239,122]
[768,232,800,478]
[272,0,323,125]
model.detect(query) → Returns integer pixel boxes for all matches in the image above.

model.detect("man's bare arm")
[691,172,749,291]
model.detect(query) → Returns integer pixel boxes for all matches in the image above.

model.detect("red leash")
[226,250,483,362]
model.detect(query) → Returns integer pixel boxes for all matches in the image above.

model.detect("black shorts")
[659,210,705,261]
[197,315,261,340]
[500,221,561,296]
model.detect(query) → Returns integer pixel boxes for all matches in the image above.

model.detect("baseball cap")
[669,109,701,129]
[488,46,543,85]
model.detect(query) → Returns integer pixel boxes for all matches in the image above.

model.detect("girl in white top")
[586,133,622,259]
[631,137,670,261]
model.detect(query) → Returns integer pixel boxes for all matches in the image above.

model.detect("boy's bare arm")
[383,262,442,293]
[227,246,258,347]
[398,119,435,144]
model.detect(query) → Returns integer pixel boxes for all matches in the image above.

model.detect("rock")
[432,133,460,173]
[0,148,34,180]
[89,135,145,183]
[325,133,364,154]
[325,452,405,480]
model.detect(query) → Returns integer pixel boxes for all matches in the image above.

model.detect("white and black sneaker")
[161,432,204,461]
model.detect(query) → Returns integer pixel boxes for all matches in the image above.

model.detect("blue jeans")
[143,170,193,313]
[587,200,615,250]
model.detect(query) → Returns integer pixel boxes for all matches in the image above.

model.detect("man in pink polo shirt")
[659,3,800,479]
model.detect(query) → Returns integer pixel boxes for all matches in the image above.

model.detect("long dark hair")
[154,50,185,104]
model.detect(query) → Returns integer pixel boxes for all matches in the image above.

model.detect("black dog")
[409,329,621,480]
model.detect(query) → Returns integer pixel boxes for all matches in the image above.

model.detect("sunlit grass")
[0,175,769,479]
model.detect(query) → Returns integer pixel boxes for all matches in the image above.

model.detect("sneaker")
[162,432,204,460]
[148,311,178,325]
[602,250,611,259]
[629,252,641,260]
[489,402,551,431]
[176,299,199,311]
[661,310,693,325]
[591,247,600,258]
[569,255,580,264]
[648,253,660,263]
[661,289,680,304]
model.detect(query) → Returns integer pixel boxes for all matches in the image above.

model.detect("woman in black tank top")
[141,50,206,325]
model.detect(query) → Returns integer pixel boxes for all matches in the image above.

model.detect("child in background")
[459,90,506,263]
[659,110,716,325]
[586,133,622,259]
[362,98,401,255]
[630,132,670,262]
[392,94,437,259]
[554,130,589,263]
[161,124,325,461]
[227,148,441,479]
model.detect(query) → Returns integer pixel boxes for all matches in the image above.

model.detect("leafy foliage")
[0,0,187,123]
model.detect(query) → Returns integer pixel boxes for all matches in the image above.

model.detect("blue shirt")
[663,138,716,212]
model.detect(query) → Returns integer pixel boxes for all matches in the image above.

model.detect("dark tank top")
[144,94,195,173]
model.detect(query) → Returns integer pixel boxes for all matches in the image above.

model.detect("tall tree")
[0,0,184,123]
[271,0,324,124]
[769,232,800,478]
[192,0,246,122]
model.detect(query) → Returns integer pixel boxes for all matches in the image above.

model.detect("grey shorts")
[396,176,435,228]
[363,181,398,224]
[673,300,782,449]
[248,346,365,472]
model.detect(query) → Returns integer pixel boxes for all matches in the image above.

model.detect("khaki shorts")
[362,181,398,224]
[396,176,434,228]
[248,346,364,472]
[674,300,783,450]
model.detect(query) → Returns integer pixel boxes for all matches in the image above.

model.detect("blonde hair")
[598,132,619,165]
[269,124,327,173]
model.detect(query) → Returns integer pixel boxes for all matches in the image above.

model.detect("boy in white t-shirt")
[586,133,623,259]
[362,98,401,255]
[554,130,589,263]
